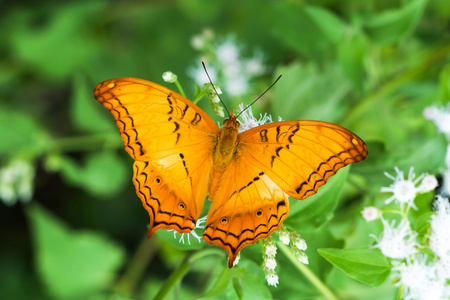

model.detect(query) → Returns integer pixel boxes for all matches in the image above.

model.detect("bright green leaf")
[26,204,125,299]
[318,248,391,286]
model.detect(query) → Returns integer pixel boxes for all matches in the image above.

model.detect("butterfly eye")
[221,217,228,224]
[256,210,263,217]
[178,202,186,210]
[155,177,161,184]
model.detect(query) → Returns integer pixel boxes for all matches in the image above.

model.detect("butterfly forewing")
[238,120,368,200]
[94,78,221,236]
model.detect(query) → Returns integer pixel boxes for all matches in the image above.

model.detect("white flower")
[245,57,265,76]
[224,75,249,97]
[429,196,450,258]
[170,215,207,245]
[237,103,273,132]
[419,174,439,193]
[264,257,277,270]
[265,269,279,287]
[361,206,380,222]
[263,236,277,256]
[277,225,290,245]
[0,160,35,206]
[292,246,309,264]
[423,105,439,120]
[372,218,418,259]
[189,64,218,85]
[162,71,177,83]
[216,39,240,64]
[424,105,450,134]
[381,167,424,209]
[393,255,446,300]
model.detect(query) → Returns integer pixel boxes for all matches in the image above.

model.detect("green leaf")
[318,248,391,286]
[200,265,244,298]
[285,166,349,232]
[70,74,115,133]
[58,152,129,197]
[0,107,50,157]
[26,204,125,299]
[363,0,428,45]
[304,6,348,43]
[272,62,351,122]
[269,3,331,59]
[337,32,369,91]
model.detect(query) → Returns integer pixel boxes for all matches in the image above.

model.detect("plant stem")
[153,248,224,300]
[114,237,157,297]
[175,80,187,98]
[153,255,191,300]
[278,242,340,300]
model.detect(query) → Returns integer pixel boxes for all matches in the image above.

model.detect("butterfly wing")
[203,120,367,267]
[238,120,368,200]
[202,156,289,267]
[94,78,220,236]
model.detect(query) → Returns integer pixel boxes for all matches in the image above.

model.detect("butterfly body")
[94,77,368,267]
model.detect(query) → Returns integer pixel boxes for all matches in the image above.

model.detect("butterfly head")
[223,109,240,130]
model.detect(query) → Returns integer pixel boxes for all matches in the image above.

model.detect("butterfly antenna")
[236,75,282,118]
[202,62,230,117]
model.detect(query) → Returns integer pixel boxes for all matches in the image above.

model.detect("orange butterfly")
[94,77,368,267]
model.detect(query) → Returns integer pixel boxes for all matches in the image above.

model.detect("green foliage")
[318,248,392,287]
[26,204,125,299]
[1,0,449,299]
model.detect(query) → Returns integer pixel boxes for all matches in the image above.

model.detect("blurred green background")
[1,0,449,299]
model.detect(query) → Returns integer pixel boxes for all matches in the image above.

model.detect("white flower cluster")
[237,103,274,132]
[366,165,450,299]
[260,225,308,287]
[360,104,450,299]
[0,159,35,206]
[190,29,265,97]
[170,215,207,245]
[262,236,279,287]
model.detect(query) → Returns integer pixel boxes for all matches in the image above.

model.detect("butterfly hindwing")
[203,157,289,267]
[238,120,368,200]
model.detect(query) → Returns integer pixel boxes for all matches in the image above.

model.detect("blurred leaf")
[269,3,331,59]
[338,31,369,91]
[0,106,50,157]
[438,64,450,104]
[363,0,428,45]
[285,167,349,232]
[26,204,125,299]
[58,152,129,197]
[304,6,348,43]
[318,248,391,286]
[11,2,104,79]
[273,62,351,122]
[71,74,116,133]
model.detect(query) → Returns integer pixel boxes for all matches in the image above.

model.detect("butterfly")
[94,77,368,267]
